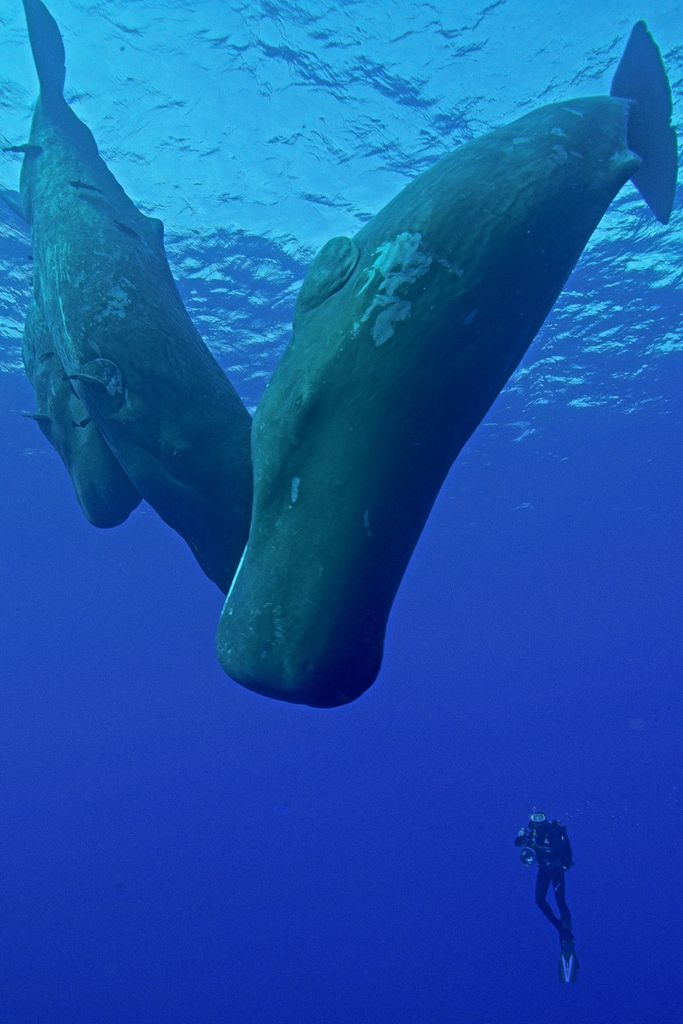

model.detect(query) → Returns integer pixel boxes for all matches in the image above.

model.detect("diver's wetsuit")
[515,819,574,940]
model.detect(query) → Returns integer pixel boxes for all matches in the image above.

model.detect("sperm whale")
[19,0,252,590]
[217,22,677,706]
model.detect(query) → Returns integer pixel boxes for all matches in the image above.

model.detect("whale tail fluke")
[611,21,678,224]
[23,0,66,103]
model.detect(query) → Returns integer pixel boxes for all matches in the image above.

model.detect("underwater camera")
[520,846,537,867]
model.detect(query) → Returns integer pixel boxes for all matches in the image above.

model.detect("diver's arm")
[514,827,528,847]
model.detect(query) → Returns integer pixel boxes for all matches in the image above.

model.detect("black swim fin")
[611,21,678,224]
[558,939,579,983]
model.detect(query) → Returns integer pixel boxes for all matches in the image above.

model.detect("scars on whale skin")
[217,22,677,707]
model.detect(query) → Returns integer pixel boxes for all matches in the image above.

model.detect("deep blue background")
[1,0,682,1021]
[2,349,681,1023]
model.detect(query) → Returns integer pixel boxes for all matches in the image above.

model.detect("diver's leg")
[535,870,561,930]
[552,870,573,940]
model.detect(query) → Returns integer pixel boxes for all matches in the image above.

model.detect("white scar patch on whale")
[353,232,432,347]
[57,293,75,350]
[550,144,569,165]
[96,279,133,322]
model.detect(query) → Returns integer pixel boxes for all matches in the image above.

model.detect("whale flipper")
[296,237,360,316]
[68,359,127,416]
[610,20,677,224]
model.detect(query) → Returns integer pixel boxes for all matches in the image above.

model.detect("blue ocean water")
[0,0,681,1021]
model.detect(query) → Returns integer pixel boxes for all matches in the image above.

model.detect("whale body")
[23,296,141,527]
[0,186,140,526]
[19,0,252,590]
[217,23,677,706]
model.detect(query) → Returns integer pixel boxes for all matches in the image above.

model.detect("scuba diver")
[515,811,578,982]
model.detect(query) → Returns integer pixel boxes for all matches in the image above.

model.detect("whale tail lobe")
[611,21,678,224]
[23,0,66,103]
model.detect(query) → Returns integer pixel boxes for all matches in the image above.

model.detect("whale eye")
[296,236,360,318]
